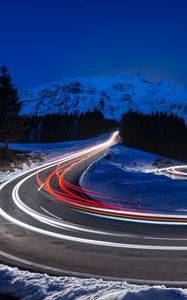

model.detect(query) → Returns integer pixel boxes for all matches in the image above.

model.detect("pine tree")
[0,66,23,155]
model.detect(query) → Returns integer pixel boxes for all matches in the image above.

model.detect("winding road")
[1,132,187,286]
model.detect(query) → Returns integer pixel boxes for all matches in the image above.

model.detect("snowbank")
[80,144,187,212]
[0,134,107,183]
[0,265,186,300]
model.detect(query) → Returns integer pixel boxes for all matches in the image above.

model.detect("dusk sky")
[1,0,187,90]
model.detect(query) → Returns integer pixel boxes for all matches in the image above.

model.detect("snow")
[80,143,187,212]
[0,134,108,183]
[0,264,187,300]
[0,162,39,183]
[20,73,187,122]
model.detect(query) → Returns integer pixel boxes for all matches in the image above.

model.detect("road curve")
[1,132,187,286]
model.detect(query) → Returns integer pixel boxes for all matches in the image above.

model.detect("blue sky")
[0,0,187,90]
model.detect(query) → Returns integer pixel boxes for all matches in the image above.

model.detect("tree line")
[120,111,187,161]
[28,111,117,143]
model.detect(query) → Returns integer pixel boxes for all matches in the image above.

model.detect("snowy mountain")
[20,73,187,121]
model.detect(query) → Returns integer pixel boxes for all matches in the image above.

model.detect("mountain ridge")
[20,73,187,121]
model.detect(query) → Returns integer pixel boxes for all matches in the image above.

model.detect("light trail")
[34,135,187,224]
[1,131,187,256]
[3,131,187,288]
[153,165,187,180]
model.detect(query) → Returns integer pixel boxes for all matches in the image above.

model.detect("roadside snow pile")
[20,73,187,121]
[0,134,108,183]
[0,264,186,300]
[80,144,187,212]
[0,161,40,183]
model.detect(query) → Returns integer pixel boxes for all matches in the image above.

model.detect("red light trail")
[35,132,187,225]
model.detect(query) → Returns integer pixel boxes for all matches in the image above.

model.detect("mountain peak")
[20,73,187,122]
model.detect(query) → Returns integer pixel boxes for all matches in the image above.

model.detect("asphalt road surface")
[1,132,187,287]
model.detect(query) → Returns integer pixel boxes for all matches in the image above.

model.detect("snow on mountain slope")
[20,73,187,121]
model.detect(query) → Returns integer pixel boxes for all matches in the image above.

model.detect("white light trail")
[0,131,187,252]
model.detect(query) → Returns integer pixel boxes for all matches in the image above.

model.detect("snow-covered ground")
[0,134,108,183]
[0,264,187,300]
[1,136,187,299]
[20,73,187,122]
[80,143,187,213]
